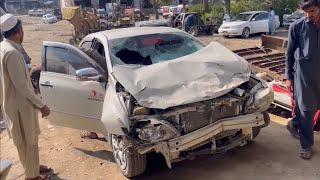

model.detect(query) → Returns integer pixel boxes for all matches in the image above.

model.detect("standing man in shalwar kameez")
[268,7,276,35]
[0,14,52,180]
[285,0,320,159]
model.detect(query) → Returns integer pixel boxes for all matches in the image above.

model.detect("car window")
[81,39,107,71]
[251,13,260,20]
[233,13,253,21]
[45,46,94,76]
[81,41,93,50]
[108,33,204,65]
[255,13,268,21]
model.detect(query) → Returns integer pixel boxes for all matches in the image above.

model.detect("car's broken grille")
[179,98,242,134]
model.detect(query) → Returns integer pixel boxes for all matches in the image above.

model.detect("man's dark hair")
[1,19,22,38]
[301,0,320,10]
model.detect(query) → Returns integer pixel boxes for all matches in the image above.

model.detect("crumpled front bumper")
[138,112,267,168]
[168,112,265,152]
[218,28,243,36]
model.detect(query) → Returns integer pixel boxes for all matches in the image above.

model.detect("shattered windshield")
[232,13,253,21]
[108,33,204,66]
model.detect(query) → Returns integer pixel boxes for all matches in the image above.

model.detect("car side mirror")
[251,18,256,21]
[76,67,105,82]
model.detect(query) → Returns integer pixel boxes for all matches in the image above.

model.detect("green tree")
[230,0,300,20]
[273,0,300,22]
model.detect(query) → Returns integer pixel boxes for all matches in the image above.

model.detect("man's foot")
[299,148,312,160]
[286,120,300,139]
[80,132,98,139]
[39,165,52,174]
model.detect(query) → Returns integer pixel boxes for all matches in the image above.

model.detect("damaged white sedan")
[39,27,273,177]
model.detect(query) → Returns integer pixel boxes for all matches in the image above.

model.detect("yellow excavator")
[61,0,102,39]
[60,0,148,39]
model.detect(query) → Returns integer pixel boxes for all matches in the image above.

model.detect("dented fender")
[101,83,130,135]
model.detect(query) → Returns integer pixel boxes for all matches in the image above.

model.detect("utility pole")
[203,0,208,12]
[225,0,231,15]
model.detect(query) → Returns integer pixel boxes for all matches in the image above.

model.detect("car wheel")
[249,112,270,141]
[111,134,146,177]
[188,26,198,36]
[242,27,250,38]
[252,127,261,139]
[206,28,214,35]
[100,22,108,30]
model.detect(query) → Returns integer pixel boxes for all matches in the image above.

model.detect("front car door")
[251,12,269,33]
[249,13,261,34]
[40,41,107,134]
[256,12,269,33]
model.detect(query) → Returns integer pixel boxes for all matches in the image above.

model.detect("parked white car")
[42,14,58,24]
[39,27,272,177]
[219,11,280,38]
[28,9,45,17]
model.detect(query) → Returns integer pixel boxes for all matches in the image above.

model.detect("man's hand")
[40,105,50,118]
[286,79,294,92]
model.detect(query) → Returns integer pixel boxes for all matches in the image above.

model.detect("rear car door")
[39,42,107,134]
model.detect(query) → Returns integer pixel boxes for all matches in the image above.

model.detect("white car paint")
[42,14,58,24]
[40,41,108,134]
[218,11,280,37]
[39,28,184,134]
[39,27,273,177]
[39,27,270,136]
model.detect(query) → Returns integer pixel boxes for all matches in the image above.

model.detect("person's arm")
[285,23,298,91]
[285,23,298,81]
[6,51,44,109]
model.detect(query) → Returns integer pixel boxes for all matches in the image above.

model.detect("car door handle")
[40,81,53,88]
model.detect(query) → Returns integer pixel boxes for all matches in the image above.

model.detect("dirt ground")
[1,16,320,180]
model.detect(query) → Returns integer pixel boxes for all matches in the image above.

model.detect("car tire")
[100,22,108,30]
[111,134,146,178]
[249,112,270,141]
[242,27,250,38]
[188,26,198,36]
[206,28,214,36]
[252,127,261,139]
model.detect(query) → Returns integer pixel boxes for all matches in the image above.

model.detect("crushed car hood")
[112,42,250,109]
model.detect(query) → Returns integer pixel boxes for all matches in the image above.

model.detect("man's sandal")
[299,148,312,160]
[39,165,53,174]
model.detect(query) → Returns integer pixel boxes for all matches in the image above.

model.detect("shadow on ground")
[50,172,67,180]
[74,147,116,163]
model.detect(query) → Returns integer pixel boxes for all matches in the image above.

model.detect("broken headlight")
[252,86,274,112]
[245,85,274,113]
[136,119,180,143]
